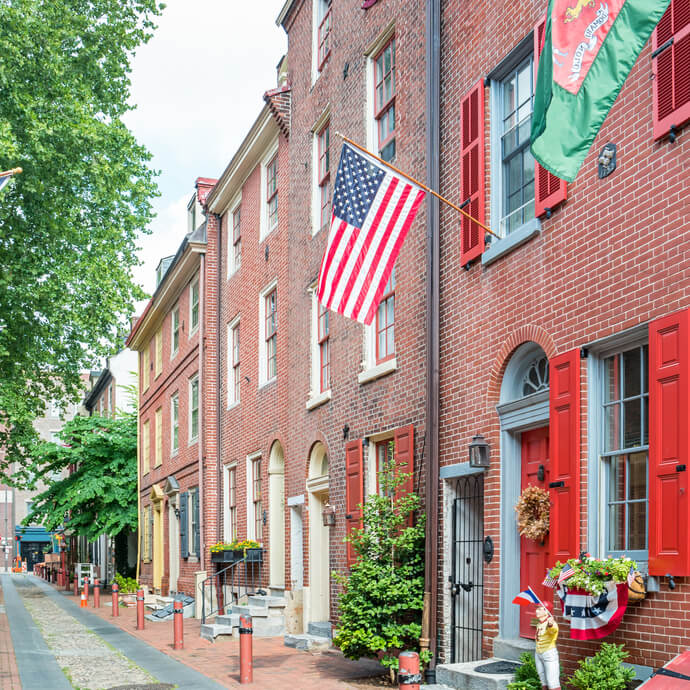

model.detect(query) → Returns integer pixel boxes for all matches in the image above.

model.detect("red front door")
[520,426,550,639]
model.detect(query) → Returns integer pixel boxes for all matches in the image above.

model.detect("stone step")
[216,613,240,627]
[307,621,332,638]
[421,685,454,690]
[284,633,331,651]
[248,595,287,608]
[436,658,517,690]
[269,587,285,598]
[200,623,236,642]
[231,604,269,617]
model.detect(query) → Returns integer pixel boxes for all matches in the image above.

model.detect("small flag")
[0,173,12,194]
[542,571,558,589]
[557,563,575,585]
[512,586,541,607]
[531,0,672,182]
[317,142,426,325]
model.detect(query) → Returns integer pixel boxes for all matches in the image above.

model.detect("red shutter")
[459,80,485,266]
[534,18,567,217]
[394,425,414,525]
[652,0,690,140]
[648,309,690,575]
[345,439,364,566]
[548,349,580,562]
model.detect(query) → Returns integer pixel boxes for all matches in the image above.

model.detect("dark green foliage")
[507,652,542,690]
[569,643,636,690]
[333,446,427,671]
[113,572,138,593]
[22,412,137,540]
[0,0,162,474]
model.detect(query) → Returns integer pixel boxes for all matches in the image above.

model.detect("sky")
[124,0,288,298]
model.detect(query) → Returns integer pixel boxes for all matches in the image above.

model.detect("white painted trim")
[287,494,305,507]
[246,452,262,541]
[188,374,199,445]
[306,389,331,410]
[189,276,200,336]
[258,279,278,387]
[226,193,242,278]
[259,138,280,242]
[227,315,241,408]
[358,357,397,384]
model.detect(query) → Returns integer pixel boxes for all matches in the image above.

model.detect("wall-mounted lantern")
[322,503,336,527]
[469,434,490,469]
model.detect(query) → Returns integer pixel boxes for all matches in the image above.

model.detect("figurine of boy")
[535,601,560,690]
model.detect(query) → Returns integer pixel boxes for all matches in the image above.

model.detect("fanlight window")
[521,356,549,396]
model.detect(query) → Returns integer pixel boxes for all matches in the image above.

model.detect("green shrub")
[569,643,635,690]
[112,572,138,593]
[507,652,541,690]
[333,443,427,671]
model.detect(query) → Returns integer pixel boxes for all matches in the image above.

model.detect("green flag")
[531,0,671,182]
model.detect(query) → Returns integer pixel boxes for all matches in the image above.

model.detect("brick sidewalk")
[0,580,22,690]
[57,584,386,689]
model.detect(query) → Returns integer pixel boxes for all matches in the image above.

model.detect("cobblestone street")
[0,575,388,689]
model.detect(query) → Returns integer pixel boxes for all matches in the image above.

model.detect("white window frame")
[189,374,199,444]
[259,138,280,242]
[364,22,396,157]
[228,315,241,408]
[311,0,332,83]
[154,407,162,468]
[307,285,332,410]
[311,107,331,236]
[223,462,238,543]
[364,428,395,498]
[586,326,649,569]
[227,192,242,277]
[189,277,200,335]
[171,392,179,455]
[188,486,200,557]
[258,279,278,388]
[246,452,262,541]
[155,327,162,378]
[142,419,150,475]
[171,306,180,358]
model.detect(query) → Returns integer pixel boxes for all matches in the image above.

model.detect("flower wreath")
[515,485,550,541]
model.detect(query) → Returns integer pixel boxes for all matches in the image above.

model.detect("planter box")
[245,548,263,563]
[211,550,243,564]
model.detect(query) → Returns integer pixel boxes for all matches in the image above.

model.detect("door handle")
[676,465,686,472]
[549,480,565,488]
[345,514,353,519]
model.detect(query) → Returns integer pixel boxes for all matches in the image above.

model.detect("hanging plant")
[515,485,550,541]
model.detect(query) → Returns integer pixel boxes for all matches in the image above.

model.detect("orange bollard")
[239,614,253,684]
[65,572,71,591]
[136,589,145,630]
[111,583,119,617]
[73,577,78,597]
[93,579,100,608]
[398,651,421,690]
[173,600,184,650]
[84,579,89,603]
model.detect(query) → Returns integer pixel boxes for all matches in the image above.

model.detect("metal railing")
[199,556,264,624]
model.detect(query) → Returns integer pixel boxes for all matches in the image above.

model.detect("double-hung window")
[317,0,332,71]
[599,344,649,560]
[229,320,240,406]
[189,375,199,443]
[171,393,179,454]
[190,279,200,334]
[154,407,162,468]
[495,55,535,238]
[171,307,180,357]
[265,290,277,381]
[142,420,150,475]
[266,155,278,232]
[317,123,331,233]
[232,206,241,272]
[376,268,396,363]
[253,458,262,541]
[374,37,396,162]
[142,348,150,392]
[318,302,330,392]
[155,328,162,378]
[227,465,237,541]
[189,487,200,556]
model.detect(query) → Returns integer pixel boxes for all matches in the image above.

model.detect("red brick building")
[127,177,218,597]
[435,0,690,681]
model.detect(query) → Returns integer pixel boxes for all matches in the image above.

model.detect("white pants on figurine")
[535,647,560,689]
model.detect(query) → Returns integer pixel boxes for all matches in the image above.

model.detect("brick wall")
[439,0,690,672]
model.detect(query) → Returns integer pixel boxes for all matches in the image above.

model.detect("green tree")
[0,0,162,475]
[24,411,137,540]
[333,446,427,673]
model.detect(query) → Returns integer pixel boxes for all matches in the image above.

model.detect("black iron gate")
[449,474,484,663]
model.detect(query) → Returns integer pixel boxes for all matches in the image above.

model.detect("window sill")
[358,357,397,384]
[258,377,277,391]
[227,401,240,411]
[188,437,198,447]
[482,217,541,266]
[306,389,331,410]
[260,225,278,244]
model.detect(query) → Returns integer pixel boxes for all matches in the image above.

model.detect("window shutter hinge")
[545,207,552,219]
[483,76,491,87]
[651,37,673,59]
[669,124,677,144]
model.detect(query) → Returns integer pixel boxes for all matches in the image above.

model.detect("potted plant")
[210,539,263,563]
[547,554,636,597]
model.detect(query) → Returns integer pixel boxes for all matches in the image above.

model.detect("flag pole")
[0,167,22,177]
[335,132,499,239]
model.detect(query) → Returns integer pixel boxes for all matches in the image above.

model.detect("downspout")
[136,384,141,583]
[216,213,222,544]
[198,252,205,571]
[424,0,441,681]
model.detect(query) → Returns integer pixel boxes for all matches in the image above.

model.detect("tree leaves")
[0,0,162,471]
[23,412,138,541]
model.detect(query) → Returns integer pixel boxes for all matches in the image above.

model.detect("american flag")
[542,571,558,589]
[0,173,12,194]
[317,143,425,324]
[558,563,575,585]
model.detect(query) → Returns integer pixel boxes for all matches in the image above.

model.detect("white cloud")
[126,0,287,305]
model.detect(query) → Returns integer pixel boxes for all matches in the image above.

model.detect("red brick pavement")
[0,580,22,690]
[60,585,386,689]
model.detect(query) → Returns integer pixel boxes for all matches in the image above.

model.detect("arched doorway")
[269,441,285,589]
[497,343,551,643]
[306,442,330,626]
